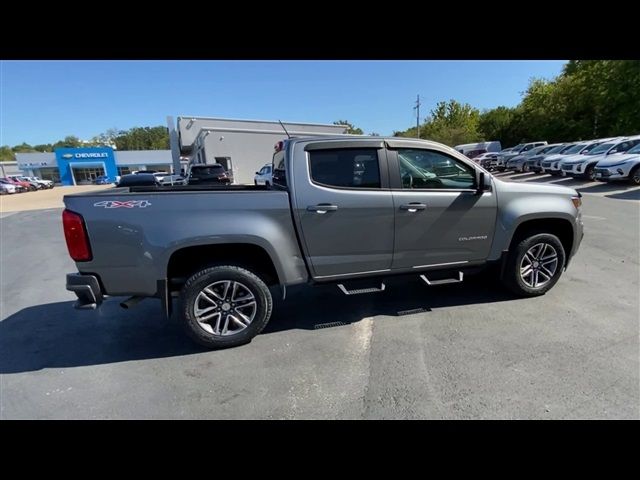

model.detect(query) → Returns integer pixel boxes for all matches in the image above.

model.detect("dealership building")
[15,148,175,186]
[14,116,348,186]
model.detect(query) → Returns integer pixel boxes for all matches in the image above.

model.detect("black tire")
[522,163,529,173]
[502,232,566,297]
[629,165,640,185]
[29,185,37,191]
[265,181,271,188]
[585,164,596,181]
[254,180,258,185]
[179,265,273,349]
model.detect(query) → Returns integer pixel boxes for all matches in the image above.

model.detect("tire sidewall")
[505,233,566,296]
[180,266,272,349]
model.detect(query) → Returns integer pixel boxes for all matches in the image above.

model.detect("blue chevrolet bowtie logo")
[62,153,73,159]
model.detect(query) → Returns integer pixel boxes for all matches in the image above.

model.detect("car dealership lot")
[0,175,638,419]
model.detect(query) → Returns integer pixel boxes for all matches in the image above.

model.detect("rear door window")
[308,148,381,189]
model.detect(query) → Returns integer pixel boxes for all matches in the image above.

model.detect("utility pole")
[413,94,421,138]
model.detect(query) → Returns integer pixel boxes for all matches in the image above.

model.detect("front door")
[387,147,497,269]
[293,144,395,278]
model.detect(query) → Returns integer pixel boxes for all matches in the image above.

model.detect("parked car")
[94,175,112,185]
[473,152,499,169]
[0,181,17,195]
[561,137,640,180]
[7,175,38,191]
[24,176,54,189]
[525,143,572,173]
[454,141,502,158]
[495,141,548,171]
[593,142,640,184]
[254,164,273,186]
[1,177,31,192]
[12,175,45,190]
[63,135,583,349]
[117,173,160,187]
[188,164,232,185]
[541,141,602,175]
[159,174,187,186]
[505,144,558,173]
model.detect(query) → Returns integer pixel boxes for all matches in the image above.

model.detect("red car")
[1,176,34,191]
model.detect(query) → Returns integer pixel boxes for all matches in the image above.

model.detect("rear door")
[291,140,395,278]
[385,142,497,269]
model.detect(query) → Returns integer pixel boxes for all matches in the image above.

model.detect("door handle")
[307,204,338,214]
[400,203,426,212]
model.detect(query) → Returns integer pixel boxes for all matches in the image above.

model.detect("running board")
[420,272,464,286]
[337,283,386,295]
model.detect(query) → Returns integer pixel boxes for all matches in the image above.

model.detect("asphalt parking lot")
[1,174,638,419]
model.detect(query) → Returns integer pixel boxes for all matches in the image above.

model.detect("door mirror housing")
[476,171,490,195]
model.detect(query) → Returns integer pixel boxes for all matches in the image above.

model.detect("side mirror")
[255,172,260,175]
[476,171,489,195]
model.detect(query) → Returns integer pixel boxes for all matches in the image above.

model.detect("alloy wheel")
[520,243,559,288]
[193,280,257,336]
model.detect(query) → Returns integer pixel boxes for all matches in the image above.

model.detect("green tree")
[333,120,363,135]
[420,100,483,146]
[114,126,169,150]
[53,136,82,149]
[32,144,53,152]
[0,145,15,161]
[12,142,36,153]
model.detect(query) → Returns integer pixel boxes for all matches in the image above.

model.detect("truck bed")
[63,186,308,296]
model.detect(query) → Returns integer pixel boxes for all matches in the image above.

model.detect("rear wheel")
[179,265,273,349]
[502,232,566,297]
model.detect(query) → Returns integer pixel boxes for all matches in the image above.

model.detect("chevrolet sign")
[74,152,108,158]
[62,153,74,159]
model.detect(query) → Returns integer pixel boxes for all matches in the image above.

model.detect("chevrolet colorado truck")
[63,136,584,349]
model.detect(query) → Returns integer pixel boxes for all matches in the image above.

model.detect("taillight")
[62,209,92,261]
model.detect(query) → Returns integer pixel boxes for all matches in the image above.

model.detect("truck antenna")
[278,120,291,139]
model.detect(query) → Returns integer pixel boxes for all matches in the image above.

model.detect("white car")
[561,137,640,180]
[0,182,17,194]
[594,142,640,184]
[254,164,272,186]
[541,141,605,175]
[160,174,187,186]
[25,176,54,189]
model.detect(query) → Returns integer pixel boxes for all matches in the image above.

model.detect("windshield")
[626,143,640,155]
[564,143,588,154]
[511,144,524,152]
[545,145,566,154]
[587,143,615,155]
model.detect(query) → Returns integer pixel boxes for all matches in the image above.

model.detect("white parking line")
[582,215,607,221]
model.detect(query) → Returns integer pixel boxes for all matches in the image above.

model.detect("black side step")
[420,271,464,286]
[337,283,386,295]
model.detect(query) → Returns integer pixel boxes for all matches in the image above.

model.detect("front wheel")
[585,164,596,181]
[629,165,640,185]
[179,265,273,349]
[502,232,566,297]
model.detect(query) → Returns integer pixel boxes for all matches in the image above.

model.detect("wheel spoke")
[204,285,225,301]
[234,294,255,306]
[537,268,552,281]
[540,264,555,278]
[230,313,249,327]
[229,281,239,301]
[532,270,539,287]
[200,289,219,304]
[195,305,216,316]
[221,281,231,301]
[540,255,557,265]
[521,265,533,277]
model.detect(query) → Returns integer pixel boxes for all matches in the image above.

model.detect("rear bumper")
[66,273,104,309]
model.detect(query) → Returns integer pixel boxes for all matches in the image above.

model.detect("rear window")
[191,165,225,175]
[309,148,381,189]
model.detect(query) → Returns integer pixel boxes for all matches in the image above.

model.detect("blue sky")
[1,60,565,146]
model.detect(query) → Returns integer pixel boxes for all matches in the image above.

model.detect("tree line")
[0,126,170,162]
[393,60,640,147]
[2,61,637,161]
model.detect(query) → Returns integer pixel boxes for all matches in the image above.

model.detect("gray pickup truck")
[63,136,584,348]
